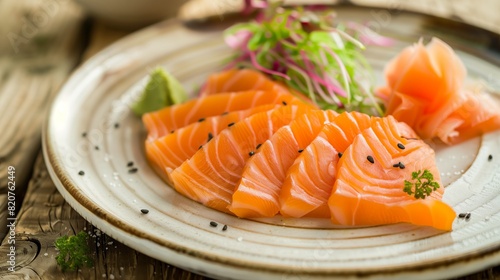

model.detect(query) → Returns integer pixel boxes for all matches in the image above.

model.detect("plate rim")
[42,8,500,279]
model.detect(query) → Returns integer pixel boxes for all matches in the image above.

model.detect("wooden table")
[0,0,499,279]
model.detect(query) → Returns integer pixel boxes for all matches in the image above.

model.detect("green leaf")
[130,67,187,117]
[403,180,413,195]
[222,5,386,114]
[309,31,332,44]
[55,231,93,272]
[403,169,441,199]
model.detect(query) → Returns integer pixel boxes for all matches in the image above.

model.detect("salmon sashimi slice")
[146,104,279,180]
[228,109,339,218]
[279,111,374,218]
[142,90,312,142]
[377,37,500,144]
[200,68,290,97]
[329,116,455,230]
[169,105,313,213]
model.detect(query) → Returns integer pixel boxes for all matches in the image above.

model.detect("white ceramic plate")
[43,6,500,279]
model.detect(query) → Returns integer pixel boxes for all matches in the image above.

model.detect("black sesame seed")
[114,123,119,128]
[128,168,138,174]
[141,209,149,214]
[298,149,303,153]
[78,171,85,176]
[249,151,255,156]
[458,213,467,218]
[171,130,175,134]
[282,101,288,106]
[127,161,134,167]
[397,143,405,150]
[488,154,493,161]
[207,132,214,142]
[228,122,235,127]
[95,146,99,150]
[399,162,405,169]
[222,225,228,231]
[210,221,218,227]
[198,118,206,122]
[367,156,374,164]
[198,145,203,150]
[256,143,262,150]
[82,132,87,137]
[465,213,471,221]
[392,163,400,168]
[338,152,343,158]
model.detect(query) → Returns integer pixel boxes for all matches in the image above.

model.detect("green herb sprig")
[403,170,440,199]
[54,231,94,272]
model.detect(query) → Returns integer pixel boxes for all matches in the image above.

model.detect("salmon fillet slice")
[329,116,455,230]
[229,109,338,218]
[169,104,312,213]
[279,111,374,218]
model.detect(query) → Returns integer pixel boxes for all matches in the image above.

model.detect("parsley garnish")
[403,170,440,199]
[54,231,94,272]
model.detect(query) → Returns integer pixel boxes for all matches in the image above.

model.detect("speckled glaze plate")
[43,6,500,280]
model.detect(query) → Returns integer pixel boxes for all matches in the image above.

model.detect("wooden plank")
[0,153,211,279]
[0,11,210,276]
[0,0,86,240]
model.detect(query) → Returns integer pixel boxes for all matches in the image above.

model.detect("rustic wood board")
[0,0,85,240]
[0,154,211,279]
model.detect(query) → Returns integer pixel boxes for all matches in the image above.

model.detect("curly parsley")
[403,170,440,199]
[54,231,94,272]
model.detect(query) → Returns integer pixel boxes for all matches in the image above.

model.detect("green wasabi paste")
[131,67,187,116]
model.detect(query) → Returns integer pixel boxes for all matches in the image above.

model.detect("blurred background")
[1,0,499,57]
[1,0,499,60]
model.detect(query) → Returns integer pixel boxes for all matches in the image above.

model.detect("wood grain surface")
[0,0,85,239]
[1,0,499,279]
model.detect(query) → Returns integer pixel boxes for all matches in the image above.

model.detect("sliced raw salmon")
[279,111,374,218]
[229,109,338,218]
[146,104,278,179]
[329,116,455,230]
[377,37,500,144]
[143,90,312,141]
[169,105,312,213]
[200,68,290,97]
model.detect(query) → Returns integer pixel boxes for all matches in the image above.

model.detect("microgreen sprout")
[225,3,391,115]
